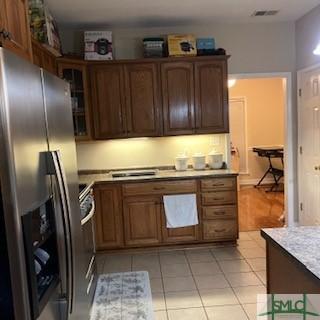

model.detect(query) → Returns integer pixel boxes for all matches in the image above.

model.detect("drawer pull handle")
[154,187,165,190]
[211,183,225,186]
[214,211,226,215]
[214,228,226,233]
[213,197,225,201]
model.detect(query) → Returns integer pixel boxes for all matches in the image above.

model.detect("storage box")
[84,31,113,60]
[143,37,165,58]
[168,34,196,57]
[196,38,216,56]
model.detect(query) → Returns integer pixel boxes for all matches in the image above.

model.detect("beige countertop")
[79,168,238,185]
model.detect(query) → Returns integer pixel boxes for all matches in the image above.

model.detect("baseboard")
[239,178,276,186]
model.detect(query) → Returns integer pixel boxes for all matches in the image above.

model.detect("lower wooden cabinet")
[93,176,238,251]
[162,223,199,243]
[94,184,124,250]
[123,196,162,246]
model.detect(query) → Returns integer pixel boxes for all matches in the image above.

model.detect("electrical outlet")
[211,136,220,146]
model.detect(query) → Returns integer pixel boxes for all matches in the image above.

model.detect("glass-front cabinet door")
[57,59,91,140]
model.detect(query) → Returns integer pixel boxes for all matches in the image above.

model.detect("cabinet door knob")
[0,29,11,40]
[315,166,319,171]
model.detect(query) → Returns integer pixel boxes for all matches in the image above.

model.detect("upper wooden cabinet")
[195,60,229,133]
[161,62,195,135]
[57,59,92,140]
[0,0,32,61]
[82,56,229,140]
[90,64,127,139]
[32,39,57,75]
[124,63,162,137]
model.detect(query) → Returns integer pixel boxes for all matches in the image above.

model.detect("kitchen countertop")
[261,226,320,281]
[79,168,238,185]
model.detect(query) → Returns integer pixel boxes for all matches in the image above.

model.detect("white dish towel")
[163,193,198,228]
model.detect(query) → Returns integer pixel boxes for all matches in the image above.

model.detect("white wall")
[296,4,320,70]
[60,21,296,74]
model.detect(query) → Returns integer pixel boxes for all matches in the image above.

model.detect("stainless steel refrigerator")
[0,48,96,320]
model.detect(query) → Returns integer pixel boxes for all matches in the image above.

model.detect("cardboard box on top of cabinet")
[168,34,197,57]
[84,31,113,60]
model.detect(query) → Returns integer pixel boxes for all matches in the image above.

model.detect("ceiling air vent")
[252,10,279,17]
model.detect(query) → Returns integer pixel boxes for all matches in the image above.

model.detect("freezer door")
[41,70,93,319]
[0,48,51,320]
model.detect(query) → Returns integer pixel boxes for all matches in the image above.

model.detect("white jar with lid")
[175,154,189,171]
[208,151,223,169]
[192,153,206,170]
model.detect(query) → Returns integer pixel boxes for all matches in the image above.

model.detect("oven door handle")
[47,150,74,314]
[81,201,95,226]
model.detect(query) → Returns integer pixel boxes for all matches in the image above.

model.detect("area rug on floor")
[90,271,154,320]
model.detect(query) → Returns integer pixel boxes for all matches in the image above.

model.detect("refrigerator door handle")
[47,150,74,314]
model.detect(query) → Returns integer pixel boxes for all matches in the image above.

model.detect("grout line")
[158,251,169,316]
[185,248,210,320]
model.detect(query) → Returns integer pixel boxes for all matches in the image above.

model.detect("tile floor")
[96,231,266,320]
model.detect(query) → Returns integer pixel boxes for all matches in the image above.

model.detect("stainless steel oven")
[79,184,96,296]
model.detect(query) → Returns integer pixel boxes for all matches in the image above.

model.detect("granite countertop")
[262,226,320,280]
[79,168,238,185]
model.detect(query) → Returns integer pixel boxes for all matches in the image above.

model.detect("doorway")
[228,75,291,231]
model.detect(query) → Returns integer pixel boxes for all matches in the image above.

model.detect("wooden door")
[124,63,162,137]
[91,65,127,139]
[195,60,229,133]
[0,0,32,61]
[299,68,320,225]
[94,185,124,250]
[123,196,162,246]
[161,62,195,135]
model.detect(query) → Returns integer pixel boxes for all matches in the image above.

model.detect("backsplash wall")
[76,134,229,171]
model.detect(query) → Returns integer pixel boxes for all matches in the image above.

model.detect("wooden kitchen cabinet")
[90,64,127,139]
[58,59,92,140]
[161,61,195,135]
[32,39,57,75]
[94,184,124,250]
[195,60,229,133]
[124,63,162,137]
[0,0,32,61]
[123,196,162,246]
[161,211,199,243]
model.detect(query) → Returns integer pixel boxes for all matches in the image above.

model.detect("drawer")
[201,191,237,206]
[202,205,237,219]
[203,220,237,241]
[201,177,236,191]
[123,179,197,196]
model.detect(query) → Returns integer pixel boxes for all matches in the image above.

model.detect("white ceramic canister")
[208,152,223,169]
[192,153,206,170]
[175,155,189,171]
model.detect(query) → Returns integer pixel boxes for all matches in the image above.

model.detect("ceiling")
[47,0,320,27]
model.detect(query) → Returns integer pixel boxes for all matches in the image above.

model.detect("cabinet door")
[161,62,195,135]
[123,196,162,246]
[58,61,92,140]
[0,0,32,61]
[124,63,162,137]
[91,65,127,139]
[94,185,124,250]
[195,60,229,133]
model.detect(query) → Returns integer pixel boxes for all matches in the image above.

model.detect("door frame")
[229,72,294,227]
[297,63,320,225]
[229,96,249,175]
